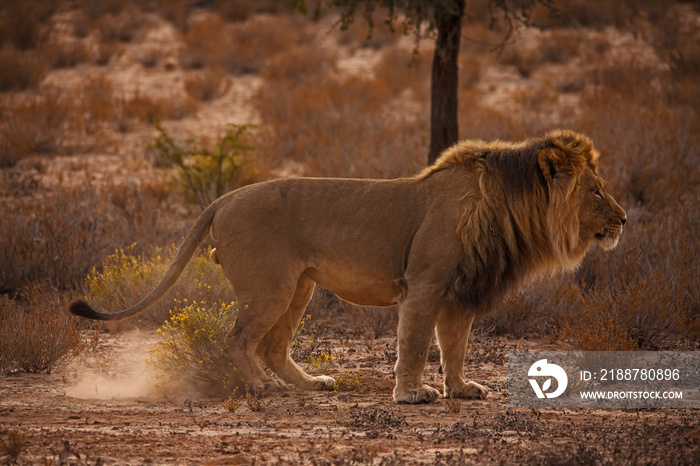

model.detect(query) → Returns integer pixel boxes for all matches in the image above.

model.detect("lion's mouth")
[595,229,621,250]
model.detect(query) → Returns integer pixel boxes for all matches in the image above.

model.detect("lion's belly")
[305,263,400,307]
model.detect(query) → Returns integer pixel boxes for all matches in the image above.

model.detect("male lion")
[70,130,626,404]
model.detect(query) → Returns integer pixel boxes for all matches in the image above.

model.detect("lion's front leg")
[436,305,488,400]
[393,298,442,404]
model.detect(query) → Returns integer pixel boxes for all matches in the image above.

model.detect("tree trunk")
[428,0,464,166]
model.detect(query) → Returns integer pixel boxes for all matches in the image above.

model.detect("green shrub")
[149,298,238,396]
[148,120,258,209]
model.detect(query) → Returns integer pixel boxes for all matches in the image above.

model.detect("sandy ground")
[2,331,698,465]
[2,5,699,465]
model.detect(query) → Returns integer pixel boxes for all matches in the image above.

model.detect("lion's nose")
[621,217,627,226]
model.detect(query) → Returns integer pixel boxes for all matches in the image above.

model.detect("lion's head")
[535,130,626,267]
[428,130,626,311]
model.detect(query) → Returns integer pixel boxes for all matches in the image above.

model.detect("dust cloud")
[64,330,167,400]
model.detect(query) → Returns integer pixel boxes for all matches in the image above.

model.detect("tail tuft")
[69,300,109,320]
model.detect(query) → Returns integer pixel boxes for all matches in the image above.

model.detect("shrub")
[138,48,160,68]
[180,13,308,74]
[348,305,397,339]
[93,40,123,65]
[84,244,234,326]
[0,431,31,464]
[652,6,700,77]
[254,47,427,178]
[0,282,85,374]
[80,0,130,22]
[180,13,225,69]
[498,44,542,78]
[148,120,258,209]
[149,298,239,396]
[559,298,638,352]
[0,47,46,92]
[334,369,361,392]
[537,30,580,64]
[477,278,581,337]
[305,351,333,375]
[156,0,190,33]
[0,1,56,50]
[0,92,73,166]
[42,40,90,69]
[184,69,230,102]
[374,46,431,101]
[77,75,116,134]
[335,8,399,50]
[96,5,145,43]
[0,181,185,294]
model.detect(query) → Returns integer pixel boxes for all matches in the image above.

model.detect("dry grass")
[86,245,234,326]
[180,13,309,74]
[0,47,47,92]
[184,69,230,102]
[0,282,86,374]
[95,3,146,43]
[0,431,31,464]
[347,305,397,340]
[0,180,185,294]
[0,0,56,50]
[254,46,427,178]
[93,40,123,66]
[477,20,700,350]
[74,76,199,134]
[335,9,400,50]
[138,47,161,68]
[0,92,74,166]
[156,0,190,33]
[498,45,543,78]
[374,46,431,101]
[0,1,696,354]
[42,40,91,69]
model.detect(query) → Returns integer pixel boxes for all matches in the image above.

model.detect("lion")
[70,129,626,404]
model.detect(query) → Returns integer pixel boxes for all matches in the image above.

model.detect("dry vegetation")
[0,0,698,462]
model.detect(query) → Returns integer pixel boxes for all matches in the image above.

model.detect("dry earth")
[2,331,698,465]
[2,4,699,465]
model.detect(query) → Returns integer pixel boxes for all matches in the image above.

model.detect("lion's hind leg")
[435,305,487,400]
[223,269,302,395]
[257,275,336,391]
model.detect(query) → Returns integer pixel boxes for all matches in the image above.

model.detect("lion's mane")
[421,130,601,313]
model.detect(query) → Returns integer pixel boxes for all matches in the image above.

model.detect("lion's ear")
[538,147,571,187]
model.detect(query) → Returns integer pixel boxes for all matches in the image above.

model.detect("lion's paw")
[311,375,336,391]
[394,384,440,404]
[252,378,289,396]
[445,380,488,400]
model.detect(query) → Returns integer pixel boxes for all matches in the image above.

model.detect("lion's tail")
[69,199,222,321]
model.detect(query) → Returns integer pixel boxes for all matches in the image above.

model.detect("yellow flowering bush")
[84,244,234,326]
[305,351,332,375]
[149,298,238,395]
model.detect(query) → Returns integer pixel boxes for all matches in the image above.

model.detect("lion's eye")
[594,189,603,199]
